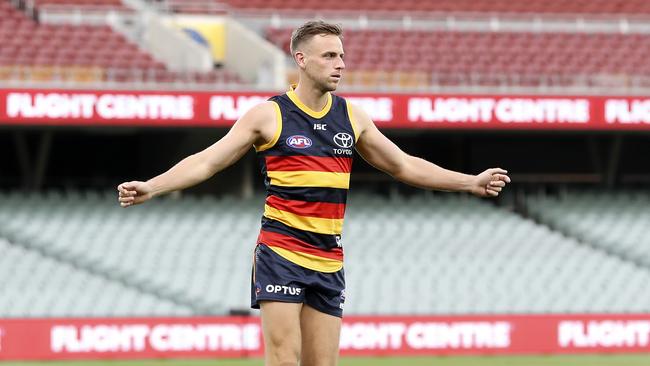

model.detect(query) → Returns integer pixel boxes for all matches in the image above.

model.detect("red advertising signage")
[1,314,649,361]
[2,88,650,130]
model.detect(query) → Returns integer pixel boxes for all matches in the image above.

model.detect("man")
[117,21,510,366]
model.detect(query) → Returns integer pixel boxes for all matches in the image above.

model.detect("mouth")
[330,74,341,81]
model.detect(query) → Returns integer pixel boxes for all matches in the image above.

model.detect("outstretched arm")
[352,104,510,197]
[117,102,277,207]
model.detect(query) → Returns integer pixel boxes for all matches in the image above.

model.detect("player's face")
[299,34,345,92]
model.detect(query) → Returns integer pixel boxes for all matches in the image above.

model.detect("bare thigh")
[260,301,303,366]
[300,304,342,366]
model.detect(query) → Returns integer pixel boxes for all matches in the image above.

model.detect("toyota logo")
[333,133,354,148]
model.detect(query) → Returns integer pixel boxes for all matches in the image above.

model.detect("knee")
[265,333,300,366]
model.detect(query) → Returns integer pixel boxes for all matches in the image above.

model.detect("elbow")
[388,155,424,186]
[390,165,405,181]
[392,153,413,178]
[387,160,410,181]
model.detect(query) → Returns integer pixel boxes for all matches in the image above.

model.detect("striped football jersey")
[254,87,359,273]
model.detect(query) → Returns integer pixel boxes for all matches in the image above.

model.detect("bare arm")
[117,102,277,206]
[352,104,510,196]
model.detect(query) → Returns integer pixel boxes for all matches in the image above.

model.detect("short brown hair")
[290,20,343,54]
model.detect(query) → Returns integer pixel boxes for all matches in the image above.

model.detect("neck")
[293,83,329,112]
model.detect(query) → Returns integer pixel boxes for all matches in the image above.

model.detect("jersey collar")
[286,84,332,119]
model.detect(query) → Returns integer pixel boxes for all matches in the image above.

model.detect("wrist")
[145,179,164,198]
[462,174,477,194]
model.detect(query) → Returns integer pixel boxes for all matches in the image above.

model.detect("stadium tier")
[267,28,650,89]
[5,0,650,89]
[1,190,649,317]
[527,191,650,267]
[162,0,650,16]
[0,0,242,85]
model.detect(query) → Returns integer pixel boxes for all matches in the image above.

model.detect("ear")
[294,51,306,69]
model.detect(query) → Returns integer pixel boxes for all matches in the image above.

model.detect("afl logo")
[333,132,354,148]
[286,135,312,149]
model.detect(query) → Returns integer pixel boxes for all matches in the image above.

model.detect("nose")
[337,56,345,70]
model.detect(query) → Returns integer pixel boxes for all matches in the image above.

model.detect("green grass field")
[2,355,650,366]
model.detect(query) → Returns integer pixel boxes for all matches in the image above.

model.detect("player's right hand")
[117,181,153,207]
[470,168,511,198]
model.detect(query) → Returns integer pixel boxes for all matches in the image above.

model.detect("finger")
[117,183,136,194]
[119,196,135,203]
[486,189,499,197]
[121,182,137,191]
[493,173,511,183]
[489,180,506,187]
[488,186,503,193]
[491,173,509,181]
[489,168,508,175]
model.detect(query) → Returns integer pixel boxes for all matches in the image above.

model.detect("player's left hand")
[471,168,511,197]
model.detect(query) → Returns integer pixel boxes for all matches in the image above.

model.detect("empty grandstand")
[4,0,650,91]
[1,191,649,317]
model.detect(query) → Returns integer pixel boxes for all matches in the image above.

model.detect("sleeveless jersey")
[254,88,359,273]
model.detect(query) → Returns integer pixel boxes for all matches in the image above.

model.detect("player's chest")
[279,116,355,157]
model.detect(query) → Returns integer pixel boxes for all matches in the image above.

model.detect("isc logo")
[286,135,312,149]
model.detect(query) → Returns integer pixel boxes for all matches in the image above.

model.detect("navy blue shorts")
[250,244,346,318]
